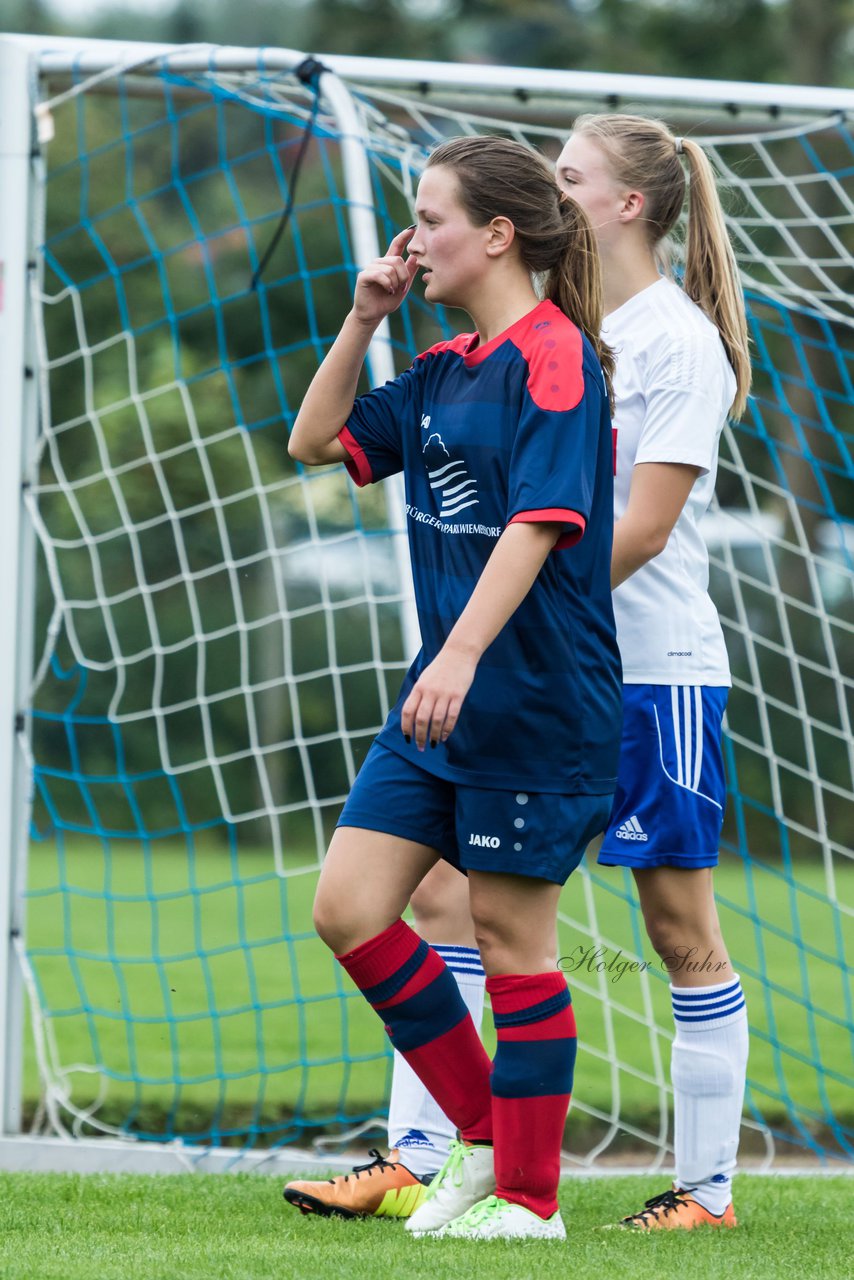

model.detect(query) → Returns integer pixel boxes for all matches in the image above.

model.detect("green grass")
[3,1172,851,1280]
[23,839,853,1146]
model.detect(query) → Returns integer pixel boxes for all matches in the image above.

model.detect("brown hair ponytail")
[572,114,751,418]
[549,195,615,410]
[426,136,615,409]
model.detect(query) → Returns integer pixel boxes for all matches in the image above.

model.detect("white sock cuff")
[671,976,746,1030]
[670,973,741,998]
[431,944,485,980]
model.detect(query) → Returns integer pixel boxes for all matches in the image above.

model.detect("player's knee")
[642,908,683,957]
[312,886,351,953]
[469,910,505,967]
[471,913,554,974]
[409,876,445,926]
[644,907,726,969]
[410,865,471,939]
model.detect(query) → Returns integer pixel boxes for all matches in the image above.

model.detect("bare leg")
[467,869,561,975]
[313,826,441,954]
[410,859,477,946]
[632,865,732,986]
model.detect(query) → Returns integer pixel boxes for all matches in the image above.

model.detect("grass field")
[3,1172,852,1280]
[23,839,853,1150]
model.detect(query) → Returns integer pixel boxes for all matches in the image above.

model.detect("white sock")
[387,944,485,1179]
[670,975,749,1216]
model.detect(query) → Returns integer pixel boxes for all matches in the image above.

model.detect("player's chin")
[422,276,458,308]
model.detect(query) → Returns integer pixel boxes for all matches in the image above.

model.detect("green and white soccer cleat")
[404,1138,495,1236]
[440,1194,567,1241]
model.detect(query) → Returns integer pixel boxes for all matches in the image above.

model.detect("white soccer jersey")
[604,277,735,686]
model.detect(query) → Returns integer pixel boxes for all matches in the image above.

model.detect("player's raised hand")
[352,226,419,325]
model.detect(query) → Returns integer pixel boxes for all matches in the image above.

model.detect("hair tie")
[674,137,684,156]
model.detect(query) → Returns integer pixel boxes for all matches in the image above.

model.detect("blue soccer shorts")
[598,684,728,869]
[338,740,613,886]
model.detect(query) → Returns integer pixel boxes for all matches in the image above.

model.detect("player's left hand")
[400,646,477,751]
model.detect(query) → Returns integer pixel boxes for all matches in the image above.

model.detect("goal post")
[0,34,851,1174]
[0,36,42,1140]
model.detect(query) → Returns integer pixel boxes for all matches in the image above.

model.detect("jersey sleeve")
[634,334,733,475]
[337,362,422,487]
[506,364,607,552]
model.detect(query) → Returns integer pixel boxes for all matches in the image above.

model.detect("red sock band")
[488,972,576,1219]
[337,920,493,1143]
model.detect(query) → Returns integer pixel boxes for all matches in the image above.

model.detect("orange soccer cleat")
[614,1187,737,1230]
[283,1148,431,1219]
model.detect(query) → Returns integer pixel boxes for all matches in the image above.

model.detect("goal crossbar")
[8,34,854,117]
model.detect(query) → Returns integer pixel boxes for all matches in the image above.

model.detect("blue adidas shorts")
[598,684,728,869]
[338,740,613,886]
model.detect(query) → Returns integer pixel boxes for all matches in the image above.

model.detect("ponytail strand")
[548,196,615,411]
[571,115,752,419]
[681,138,752,419]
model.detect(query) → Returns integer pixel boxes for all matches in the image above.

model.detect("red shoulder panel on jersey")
[414,332,474,363]
[509,304,585,413]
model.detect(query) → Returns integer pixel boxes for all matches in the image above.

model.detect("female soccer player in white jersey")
[555,113,752,1230]
[285,135,622,1241]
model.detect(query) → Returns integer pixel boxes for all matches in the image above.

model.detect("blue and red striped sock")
[488,972,577,1219]
[336,919,493,1143]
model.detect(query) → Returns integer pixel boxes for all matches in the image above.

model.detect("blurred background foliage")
[3,3,851,853]
[3,0,853,88]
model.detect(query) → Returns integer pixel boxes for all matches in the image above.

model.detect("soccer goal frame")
[0,33,851,1175]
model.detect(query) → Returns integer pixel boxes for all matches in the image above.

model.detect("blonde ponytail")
[572,114,752,418]
[680,138,751,418]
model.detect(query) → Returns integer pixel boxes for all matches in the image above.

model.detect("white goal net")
[0,38,850,1171]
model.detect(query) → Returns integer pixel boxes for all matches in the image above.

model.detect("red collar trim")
[462,299,556,367]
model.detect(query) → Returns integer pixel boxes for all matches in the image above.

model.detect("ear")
[619,190,645,224]
[485,215,516,257]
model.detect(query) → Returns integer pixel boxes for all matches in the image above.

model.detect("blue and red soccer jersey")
[338,299,622,796]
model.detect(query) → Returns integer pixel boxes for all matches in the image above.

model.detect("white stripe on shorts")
[671,686,683,786]
[693,686,704,791]
[654,698,722,812]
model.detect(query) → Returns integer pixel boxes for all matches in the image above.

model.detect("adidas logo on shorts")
[615,815,649,842]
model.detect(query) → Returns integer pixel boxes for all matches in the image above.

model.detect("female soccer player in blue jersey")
[555,114,751,1231]
[286,135,622,1241]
